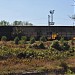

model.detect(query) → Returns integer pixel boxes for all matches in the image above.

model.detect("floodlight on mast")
[48,10,55,26]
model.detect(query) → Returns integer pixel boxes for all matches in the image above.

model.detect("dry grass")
[0,57,62,74]
[0,41,74,74]
[66,56,75,67]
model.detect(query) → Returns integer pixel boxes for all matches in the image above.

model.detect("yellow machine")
[47,33,58,40]
[52,33,57,39]
[73,37,75,40]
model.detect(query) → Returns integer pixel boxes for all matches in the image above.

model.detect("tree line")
[0,20,33,26]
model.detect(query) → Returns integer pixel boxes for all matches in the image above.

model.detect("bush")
[38,42,45,49]
[61,42,70,50]
[40,36,47,42]
[30,37,35,44]
[21,36,27,41]
[20,36,27,44]
[29,42,45,49]
[14,36,19,44]
[17,52,26,59]
[51,40,70,51]
[1,36,7,41]
[19,40,25,44]
[51,40,61,50]
[60,37,64,44]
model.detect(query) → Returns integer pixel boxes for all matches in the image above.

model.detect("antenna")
[48,10,55,26]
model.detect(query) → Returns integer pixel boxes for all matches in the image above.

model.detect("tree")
[22,21,33,26]
[13,21,33,26]
[0,20,9,26]
[13,21,23,26]
[12,27,23,39]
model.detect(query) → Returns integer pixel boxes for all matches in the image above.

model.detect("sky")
[0,0,74,26]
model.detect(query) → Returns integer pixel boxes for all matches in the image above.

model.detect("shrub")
[30,37,35,44]
[38,42,45,49]
[17,52,26,59]
[26,50,34,58]
[40,36,47,42]
[20,36,27,44]
[51,40,70,51]
[1,36,7,41]
[14,36,19,44]
[60,37,64,44]
[51,40,61,50]
[29,42,45,49]
[19,40,25,44]
[21,36,27,41]
[66,69,74,74]
[61,42,70,50]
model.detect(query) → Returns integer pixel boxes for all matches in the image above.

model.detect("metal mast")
[48,10,55,26]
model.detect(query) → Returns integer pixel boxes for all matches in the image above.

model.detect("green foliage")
[65,69,74,74]
[40,36,47,42]
[61,42,70,50]
[0,20,9,26]
[60,37,64,44]
[0,43,73,60]
[29,42,45,49]
[1,36,7,41]
[0,43,74,74]
[20,36,27,44]
[21,36,27,41]
[13,21,33,26]
[51,40,61,50]
[38,42,45,49]
[30,37,35,44]
[13,21,23,26]
[0,39,73,61]
[14,36,19,44]
[19,40,26,44]
[51,40,70,51]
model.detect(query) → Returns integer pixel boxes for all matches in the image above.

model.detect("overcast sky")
[0,0,74,26]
